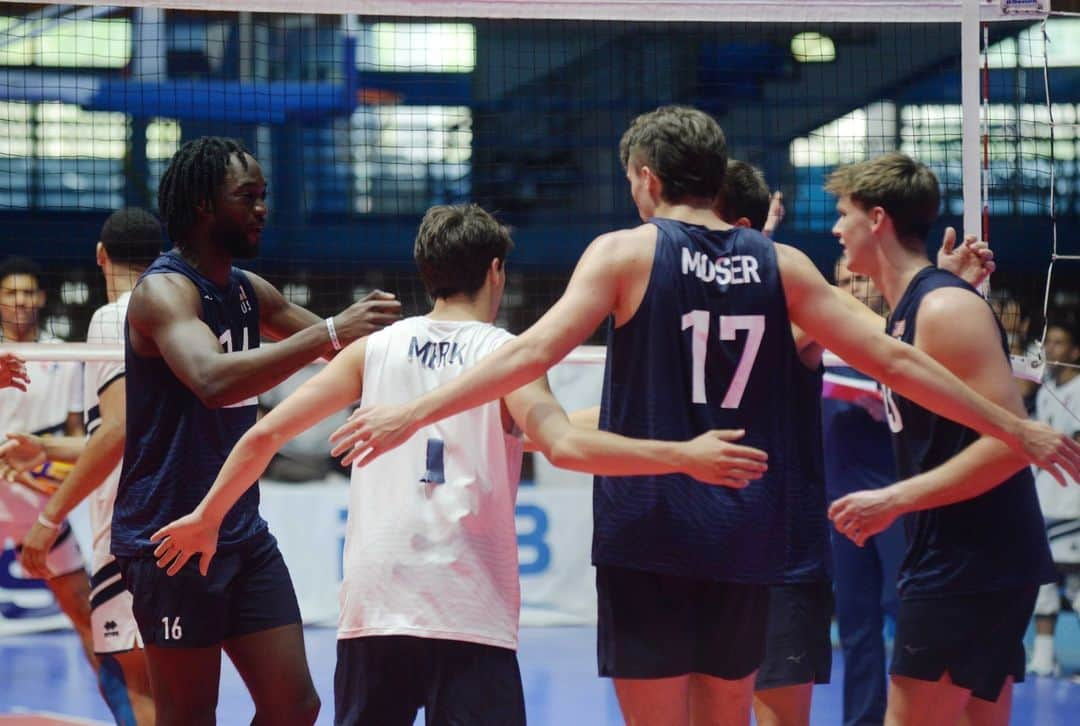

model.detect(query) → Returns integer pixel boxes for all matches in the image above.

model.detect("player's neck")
[875,243,931,311]
[178,240,233,288]
[652,201,732,231]
[428,295,491,323]
[105,266,141,303]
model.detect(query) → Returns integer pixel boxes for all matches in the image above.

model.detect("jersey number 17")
[681,312,764,408]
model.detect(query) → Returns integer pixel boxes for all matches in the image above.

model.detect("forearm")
[36,436,86,464]
[544,427,685,477]
[857,341,1021,447]
[40,422,124,522]
[195,427,281,524]
[886,437,1027,514]
[193,323,334,408]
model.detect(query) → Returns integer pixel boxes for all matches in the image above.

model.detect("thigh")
[754,582,833,691]
[886,673,969,726]
[225,534,302,641]
[334,636,423,726]
[224,622,318,723]
[425,640,525,726]
[143,642,222,726]
[614,676,690,726]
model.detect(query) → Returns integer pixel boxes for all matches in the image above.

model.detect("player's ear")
[735,217,753,228]
[870,206,887,231]
[96,241,108,268]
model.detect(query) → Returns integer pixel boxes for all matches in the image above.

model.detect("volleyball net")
[0,0,1075,381]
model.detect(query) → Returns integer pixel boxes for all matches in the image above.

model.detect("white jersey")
[0,331,83,540]
[83,293,129,572]
[339,316,524,650]
[1034,374,1080,520]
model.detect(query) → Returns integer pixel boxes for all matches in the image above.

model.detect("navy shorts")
[333,635,525,726]
[891,586,1037,702]
[117,530,301,648]
[596,564,770,680]
[755,581,834,690]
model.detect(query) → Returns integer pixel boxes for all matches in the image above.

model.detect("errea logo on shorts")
[681,248,761,287]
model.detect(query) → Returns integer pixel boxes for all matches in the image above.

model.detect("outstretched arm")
[150,339,367,576]
[829,288,1031,545]
[330,230,635,465]
[505,379,767,486]
[777,243,1080,481]
[20,379,126,578]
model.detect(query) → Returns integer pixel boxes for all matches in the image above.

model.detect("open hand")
[681,429,768,487]
[330,404,418,467]
[1018,419,1080,487]
[150,511,220,576]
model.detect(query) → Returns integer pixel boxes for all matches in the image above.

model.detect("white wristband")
[325,317,343,351]
[37,513,60,531]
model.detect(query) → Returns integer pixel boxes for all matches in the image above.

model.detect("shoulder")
[587,223,657,257]
[913,284,1002,362]
[129,272,201,325]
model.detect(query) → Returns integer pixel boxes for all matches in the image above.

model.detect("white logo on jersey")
[681,248,761,287]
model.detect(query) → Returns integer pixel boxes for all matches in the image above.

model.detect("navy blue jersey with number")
[112,250,266,556]
[593,218,828,584]
[884,266,1054,598]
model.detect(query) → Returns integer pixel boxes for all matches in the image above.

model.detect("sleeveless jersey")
[884,266,1055,598]
[594,218,827,584]
[339,317,524,650]
[82,292,129,572]
[112,250,265,556]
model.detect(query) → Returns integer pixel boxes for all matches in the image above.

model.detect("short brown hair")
[619,106,727,204]
[825,152,941,244]
[719,160,770,231]
[414,204,514,300]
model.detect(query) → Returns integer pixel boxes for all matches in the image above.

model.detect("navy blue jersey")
[594,219,828,584]
[112,251,266,556]
[884,267,1054,598]
[822,367,897,503]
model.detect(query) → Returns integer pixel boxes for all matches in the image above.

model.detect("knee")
[266,690,320,726]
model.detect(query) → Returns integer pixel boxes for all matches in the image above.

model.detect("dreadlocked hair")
[158,136,251,248]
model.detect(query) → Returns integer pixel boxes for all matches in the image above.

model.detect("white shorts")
[1034,574,1080,616]
[1047,519,1080,565]
[89,557,143,655]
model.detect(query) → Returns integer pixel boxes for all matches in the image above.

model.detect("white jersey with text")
[83,292,129,572]
[0,331,82,541]
[1034,374,1080,521]
[340,316,524,650]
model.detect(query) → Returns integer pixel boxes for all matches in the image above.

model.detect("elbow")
[545,437,585,472]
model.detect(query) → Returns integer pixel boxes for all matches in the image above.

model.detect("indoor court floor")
[2,622,1079,725]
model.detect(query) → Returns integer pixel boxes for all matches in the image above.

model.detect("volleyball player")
[148,203,768,726]
[2,208,166,725]
[330,106,1080,725]
[0,256,96,669]
[826,152,1060,726]
[111,136,400,726]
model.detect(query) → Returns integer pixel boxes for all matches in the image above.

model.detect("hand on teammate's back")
[330,403,417,467]
[679,429,768,487]
[330,290,402,347]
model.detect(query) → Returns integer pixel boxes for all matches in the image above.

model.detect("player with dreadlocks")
[111,136,400,726]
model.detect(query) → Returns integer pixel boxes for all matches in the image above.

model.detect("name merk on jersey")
[408,336,467,370]
[681,248,762,287]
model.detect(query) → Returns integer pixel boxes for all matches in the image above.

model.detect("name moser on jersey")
[682,249,762,287]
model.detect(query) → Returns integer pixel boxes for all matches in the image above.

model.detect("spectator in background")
[823,256,907,726]
[1028,312,1080,678]
[989,289,1038,411]
[259,364,351,482]
[0,255,95,668]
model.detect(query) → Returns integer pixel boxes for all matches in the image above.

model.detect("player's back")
[885,267,1055,597]
[113,250,265,557]
[595,218,822,584]
[341,316,525,650]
